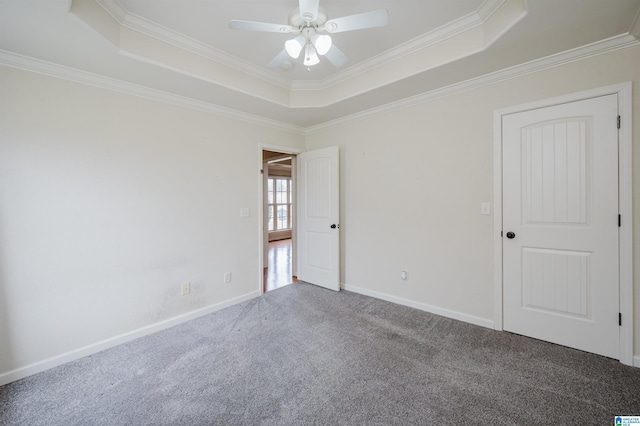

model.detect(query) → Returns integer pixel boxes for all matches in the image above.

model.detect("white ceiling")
[1,0,639,129]
[118,0,486,81]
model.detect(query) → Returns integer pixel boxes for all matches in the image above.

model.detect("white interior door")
[297,146,340,291]
[502,94,619,359]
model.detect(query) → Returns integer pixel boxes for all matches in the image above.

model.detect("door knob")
[506,231,516,239]
[330,224,339,229]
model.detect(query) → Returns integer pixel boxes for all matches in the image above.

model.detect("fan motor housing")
[288,7,328,28]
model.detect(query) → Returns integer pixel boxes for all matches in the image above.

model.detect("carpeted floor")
[1,282,639,425]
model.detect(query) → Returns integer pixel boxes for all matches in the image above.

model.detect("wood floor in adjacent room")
[264,238,297,293]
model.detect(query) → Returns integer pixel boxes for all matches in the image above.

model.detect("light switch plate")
[480,202,491,215]
[240,207,249,218]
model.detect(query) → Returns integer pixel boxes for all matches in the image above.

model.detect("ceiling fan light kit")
[304,44,320,66]
[285,36,305,58]
[229,0,388,70]
[310,33,332,55]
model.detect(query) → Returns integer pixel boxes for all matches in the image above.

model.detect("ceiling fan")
[228,0,388,70]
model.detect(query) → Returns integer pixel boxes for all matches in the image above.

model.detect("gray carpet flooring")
[1,282,639,425]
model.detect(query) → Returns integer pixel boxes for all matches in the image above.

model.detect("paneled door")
[297,146,340,291]
[502,94,619,359]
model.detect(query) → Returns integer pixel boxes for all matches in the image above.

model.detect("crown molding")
[93,0,127,22]
[0,50,305,135]
[2,32,635,136]
[95,0,506,93]
[291,0,507,91]
[477,0,508,21]
[306,33,640,133]
[95,0,292,90]
[79,0,525,109]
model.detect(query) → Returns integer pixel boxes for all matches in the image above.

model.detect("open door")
[297,146,340,291]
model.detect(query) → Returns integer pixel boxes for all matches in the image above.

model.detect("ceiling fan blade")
[324,45,348,67]
[267,49,291,69]
[299,0,320,22]
[324,9,388,33]
[229,20,293,33]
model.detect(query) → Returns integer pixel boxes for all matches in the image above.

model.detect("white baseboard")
[344,285,640,367]
[344,284,495,330]
[0,290,260,386]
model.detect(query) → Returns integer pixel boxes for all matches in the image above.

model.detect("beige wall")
[1,44,638,381]
[0,66,305,380]
[306,45,640,357]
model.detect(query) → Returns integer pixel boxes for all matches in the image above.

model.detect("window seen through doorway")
[267,178,292,231]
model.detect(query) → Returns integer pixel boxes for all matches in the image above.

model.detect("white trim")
[617,83,634,367]
[94,0,128,23]
[120,11,291,90]
[477,0,510,21]
[260,144,304,155]
[306,34,639,133]
[292,0,507,91]
[95,0,291,89]
[98,0,506,93]
[92,0,524,108]
[0,50,305,135]
[345,284,495,330]
[0,290,260,386]
[493,109,504,332]
[1,33,636,134]
[493,82,634,366]
[634,355,640,368]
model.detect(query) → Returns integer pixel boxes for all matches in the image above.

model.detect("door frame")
[258,144,303,294]
[492,82,633,365]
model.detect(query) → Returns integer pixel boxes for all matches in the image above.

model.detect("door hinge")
[618,214,621,227]
[619,312,622,326]
[617,115,621,129]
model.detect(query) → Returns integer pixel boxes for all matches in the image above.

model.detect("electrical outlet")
[181,282,190,296]
[224,272,232,283]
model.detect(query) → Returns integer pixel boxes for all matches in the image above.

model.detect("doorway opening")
[264,238,298,292]
[262,150,298,293]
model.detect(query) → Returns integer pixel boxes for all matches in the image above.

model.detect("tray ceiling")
[0,0,639,129]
